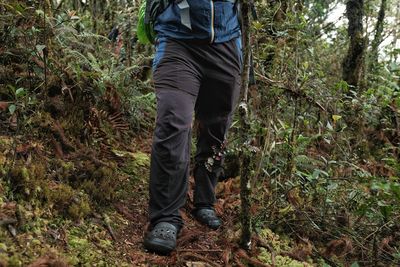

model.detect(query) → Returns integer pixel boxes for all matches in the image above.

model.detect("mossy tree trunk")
[369,0,387,71]
[90,0,98,33]
[342,0,366,89]
[390,1,399,62]
[239,0,253,250]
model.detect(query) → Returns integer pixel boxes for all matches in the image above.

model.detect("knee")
[152,124,191,162]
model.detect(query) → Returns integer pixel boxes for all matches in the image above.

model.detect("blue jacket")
[154,0,241,43]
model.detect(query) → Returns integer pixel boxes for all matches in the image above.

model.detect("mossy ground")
[0,3,325,264]
[0,132,322,266]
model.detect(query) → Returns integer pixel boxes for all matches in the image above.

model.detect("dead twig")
[177,249,224,253]
[236,249,271,267]
[255,71,327,112]
[255,236,276,266]
[51,120,76,151]
[103,214,117,241]
[234,257,246,267]
[0,218,18,227]
[179,252,220,267]
[364,218,398,242]
[222,249,231,267]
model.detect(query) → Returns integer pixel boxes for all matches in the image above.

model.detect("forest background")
[0,0,399,266]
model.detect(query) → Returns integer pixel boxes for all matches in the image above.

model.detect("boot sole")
[144,237,175,255]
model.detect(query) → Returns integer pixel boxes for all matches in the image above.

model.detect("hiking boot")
[193,208,221,230]
[143,222,178,255]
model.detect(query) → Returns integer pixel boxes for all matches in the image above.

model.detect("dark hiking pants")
[149,37,242,229]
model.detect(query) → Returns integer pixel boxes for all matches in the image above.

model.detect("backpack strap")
[145,0,172,24]
[176,0,192,30]
[176,0,238,31]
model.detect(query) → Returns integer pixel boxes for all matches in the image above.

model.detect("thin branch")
[255,72,327,112]
[179,252,220,267]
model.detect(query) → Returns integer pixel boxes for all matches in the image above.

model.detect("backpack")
[137,0,170,44]
[137,0,241,45]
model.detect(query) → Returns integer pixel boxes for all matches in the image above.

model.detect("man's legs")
[193,40,241,219]
[193,89,240,209]
[145,38,241,253]
[148,39,202,230]
[145,38,204,254]
[149,89,196,229]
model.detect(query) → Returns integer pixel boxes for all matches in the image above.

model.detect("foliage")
[0,0,154,264]
[0,0,399,265]
[227,0,400,265]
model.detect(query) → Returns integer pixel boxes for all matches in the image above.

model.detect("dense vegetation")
[0,0,399,266]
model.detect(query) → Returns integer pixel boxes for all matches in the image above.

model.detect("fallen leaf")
[0,102,10,111]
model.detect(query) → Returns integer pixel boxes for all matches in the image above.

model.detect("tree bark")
[342,0,366,89]
[91,0,98,33]
[391,2,399,62]
[369,0,387,69]
[239,0,253,250]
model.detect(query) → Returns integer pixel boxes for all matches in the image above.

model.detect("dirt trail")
[112,177,249,267]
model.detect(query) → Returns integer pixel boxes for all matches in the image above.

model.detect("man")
[143,0,242,255]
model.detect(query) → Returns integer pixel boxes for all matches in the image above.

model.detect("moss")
[61,161,75,172]
[258,228,291,254]
[45,183,75,209]
[91,166,112,180]
[8,162,47,199]
[0,153,6,166]
[257,228,314,267]
[68,235,91,251]
[67,196,91,220]
[80,166,118,204]
[0,136,13,148]
[66,225,120,266]
[44,184,91,220]
[258,248,312,267]
[120,151,150,177]
[80,160,97,175]
[7,256,22,267]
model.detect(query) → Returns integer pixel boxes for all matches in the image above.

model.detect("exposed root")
[103,214,117,241]
[51,120,76,151]
[236,249,271,267]
[254,235,276,266]
[0,218,18,227]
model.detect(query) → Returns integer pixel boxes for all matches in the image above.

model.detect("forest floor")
[2,0,400,265]
[0,132,316,267]
[0,3,340,264]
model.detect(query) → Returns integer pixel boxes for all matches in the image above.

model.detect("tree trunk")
[391,2,400,62]
[369,0,387,69]
[91,0,98,33]
[72,0,81,11]
[342,0,366,89]
[239,0,253,250]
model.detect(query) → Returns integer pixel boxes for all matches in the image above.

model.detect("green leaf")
[15,88,25,98]
[350,262,360,267]
[8,104,16,115]
[13,3,25,14]
[332,114,342,122]
[36,45,46,53]
[327,182,338,190]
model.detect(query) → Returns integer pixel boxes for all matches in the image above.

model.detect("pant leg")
[193,118,230,208]
[149,39,201,228]
[193,39,242,209]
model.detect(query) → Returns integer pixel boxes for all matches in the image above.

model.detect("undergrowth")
[0,0,399,266]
